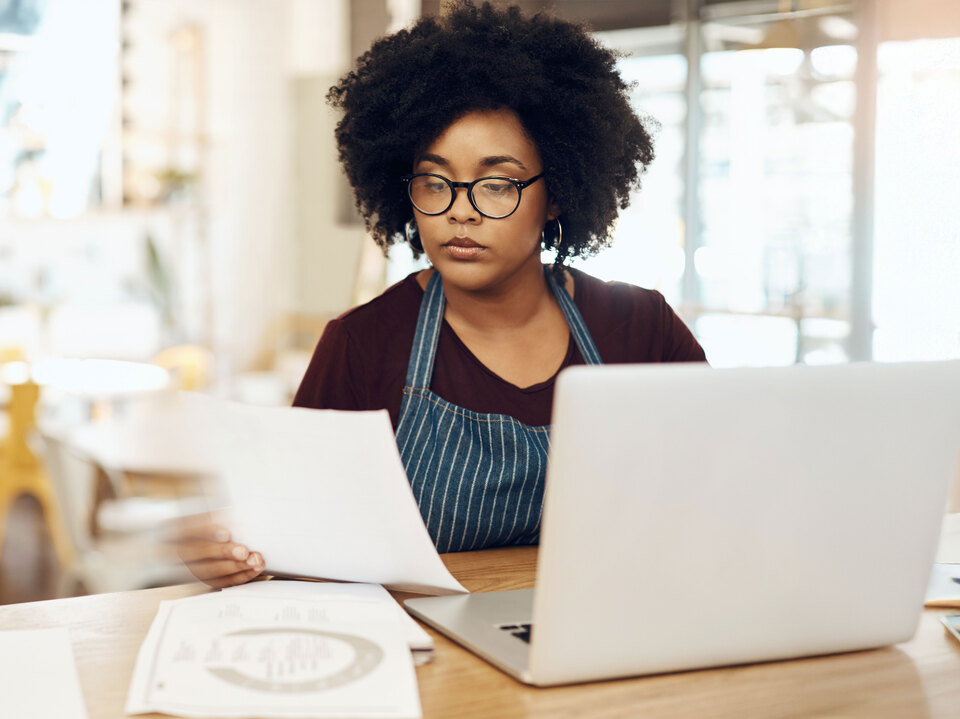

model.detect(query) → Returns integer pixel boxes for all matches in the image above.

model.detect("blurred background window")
[0,0,119,219]
[2,0,956,376]
[391,0,960,368]
[872,36,960,362]
[691,4,860,367]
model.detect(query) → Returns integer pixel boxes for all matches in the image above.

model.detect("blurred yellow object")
[152,345,214,391]
[0,376,74,567]
[0,347,25,364]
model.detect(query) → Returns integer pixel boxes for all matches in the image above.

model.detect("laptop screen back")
[531,362,960,685]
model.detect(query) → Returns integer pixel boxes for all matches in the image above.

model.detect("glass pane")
[695,313,798,368]
[696,13,857,366]
[872,38,960,362]
[0,1,119,218]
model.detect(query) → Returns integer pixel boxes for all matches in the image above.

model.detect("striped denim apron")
[395,269,603,552]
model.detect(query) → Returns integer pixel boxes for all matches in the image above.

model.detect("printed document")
[126,590,421,718]
[224,580,434,652]
[184,394,466,595]
[0,628,89,719]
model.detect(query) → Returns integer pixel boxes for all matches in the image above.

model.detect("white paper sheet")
[126,592,421,718]
[936,512,960,564]
[183,394,466,595]
[224,581,433,651]
[925,562,960,607]
[0,628,89,719]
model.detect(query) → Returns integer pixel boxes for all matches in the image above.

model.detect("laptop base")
[405,589,535,683]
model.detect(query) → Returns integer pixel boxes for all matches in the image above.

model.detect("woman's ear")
[546,199,561,222]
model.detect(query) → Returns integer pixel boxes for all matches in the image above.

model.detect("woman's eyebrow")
[416,153,528,171]
[480,155,527,170]
[417,153,448,166]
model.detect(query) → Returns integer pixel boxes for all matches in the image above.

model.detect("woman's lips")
[442,237,485,259]
[445,237,482,248]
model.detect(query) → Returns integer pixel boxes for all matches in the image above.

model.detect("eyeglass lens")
[408,176,520,218]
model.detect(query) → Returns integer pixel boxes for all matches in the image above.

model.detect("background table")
[1,546,958,718]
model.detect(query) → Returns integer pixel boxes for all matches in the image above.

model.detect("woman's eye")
[481,182,511,195]
[424,182,447,193]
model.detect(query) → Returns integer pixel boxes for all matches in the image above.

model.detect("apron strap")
[403,266,604,390]
[545,268,603,366]
[404,271,445,389]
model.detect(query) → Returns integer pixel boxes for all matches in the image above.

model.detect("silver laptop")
[404,361,960,686]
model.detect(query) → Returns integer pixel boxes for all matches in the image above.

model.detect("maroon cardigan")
[293,268,707,427]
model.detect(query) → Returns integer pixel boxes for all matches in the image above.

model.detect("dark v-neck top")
[292,267,707,428]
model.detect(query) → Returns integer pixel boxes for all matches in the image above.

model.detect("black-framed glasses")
[401,172,544,219]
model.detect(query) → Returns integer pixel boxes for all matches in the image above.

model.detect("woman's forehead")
[416,109,541,172]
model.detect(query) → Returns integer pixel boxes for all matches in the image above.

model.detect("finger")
[206,566,266,589]
[185,556,260,581]
[177,540,248,564]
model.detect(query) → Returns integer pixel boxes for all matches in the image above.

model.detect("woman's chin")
[427,252,544,295]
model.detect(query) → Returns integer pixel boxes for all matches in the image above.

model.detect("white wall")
[129,0,367,372]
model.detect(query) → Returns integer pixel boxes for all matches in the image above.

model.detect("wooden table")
[1,546,959,718]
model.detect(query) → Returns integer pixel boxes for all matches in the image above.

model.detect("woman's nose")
[447,186,481,223]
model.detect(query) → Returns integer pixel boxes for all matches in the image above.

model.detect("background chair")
[38,430,197,596]
[26,368,214,596]
[0,369,74,570]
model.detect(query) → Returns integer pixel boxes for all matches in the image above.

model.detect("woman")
[181,1,706,588]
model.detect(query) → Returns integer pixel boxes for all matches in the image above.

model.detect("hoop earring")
[405,219,423,252]
[553,217,567,273]
[541,217,562,249]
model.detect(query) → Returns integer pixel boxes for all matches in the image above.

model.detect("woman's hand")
[176,521,265,588]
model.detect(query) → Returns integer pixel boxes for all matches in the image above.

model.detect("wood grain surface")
[1,546,958,719]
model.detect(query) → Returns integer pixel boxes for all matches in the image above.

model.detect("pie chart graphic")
[205,627,384,693]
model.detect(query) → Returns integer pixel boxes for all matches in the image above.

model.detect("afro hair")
[327,0,655,275]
